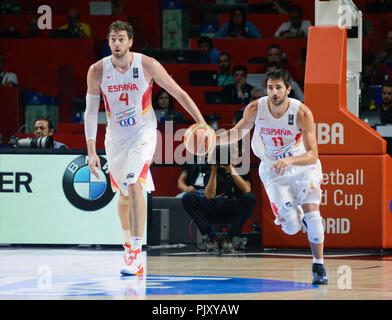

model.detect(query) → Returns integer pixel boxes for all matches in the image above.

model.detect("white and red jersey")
[100,52,156,144]
[251,96,305,163]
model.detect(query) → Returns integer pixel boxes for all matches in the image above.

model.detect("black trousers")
[181,192,257,238]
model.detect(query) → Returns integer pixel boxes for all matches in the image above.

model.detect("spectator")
[214,7,262,39]
[274,5,311,38]
[250,0,293,14]
[221,65,254,106]
[217,52,234,86]
[360,53,385,111]
[366,0,392,13]
[55,8,91,38]
[181,142,256,253]
[250,87,266,102]
[111,0,127,15]
[378,83,392,124]
[0,52,18,87]
[262,44,300,81]
[264,61,304,101]
[0,0,21,14]
[197,36,221,64]
[152,89,186,124]
[375,30,392,69]
[33,118,68,150]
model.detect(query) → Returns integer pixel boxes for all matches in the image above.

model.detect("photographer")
[55,8,91,38]
[33,118,68,150]
[181,142,256,253]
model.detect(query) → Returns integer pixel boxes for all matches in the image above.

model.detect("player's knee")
[279,202,303,236]
[303,211,324,244]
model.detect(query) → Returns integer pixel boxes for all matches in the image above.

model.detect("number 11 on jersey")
[272,137,284,147]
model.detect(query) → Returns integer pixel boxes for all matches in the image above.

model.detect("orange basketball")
[183,123,216,156]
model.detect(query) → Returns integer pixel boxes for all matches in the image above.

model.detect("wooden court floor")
[0,246,392,300]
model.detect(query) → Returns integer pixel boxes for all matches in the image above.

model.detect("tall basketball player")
[216,69,328,285]
[84,21,207,275]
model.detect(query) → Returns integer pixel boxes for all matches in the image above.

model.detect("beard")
[269,94,287,107]
[111,47,128,58]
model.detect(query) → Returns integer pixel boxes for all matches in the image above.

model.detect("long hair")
[152,89,175,115]
[228,7,246,37]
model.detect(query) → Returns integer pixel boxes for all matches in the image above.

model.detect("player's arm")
[216,100,257,145]
[142,55,206,124]
[85,61,102,179]
[293,103,319,165]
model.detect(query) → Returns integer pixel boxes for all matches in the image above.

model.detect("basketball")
[183,123,216,156]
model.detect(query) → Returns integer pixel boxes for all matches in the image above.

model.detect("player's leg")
[118,191,132,246]
[121,180,146,276]
[302,203,328,285]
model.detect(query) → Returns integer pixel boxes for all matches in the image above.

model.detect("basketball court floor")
[1,245,392,300]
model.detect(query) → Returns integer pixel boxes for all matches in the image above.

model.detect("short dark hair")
[290,5,303,16]
[264,69,292,89]
[107,20,134,40]
[232,65,247,76]
[197,36,213,47]
[382,82,392,90]
[267,44,282,52]
[34,117,53,130]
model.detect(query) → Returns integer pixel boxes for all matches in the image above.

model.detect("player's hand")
[271,157,292,175]
[88,153,101,179]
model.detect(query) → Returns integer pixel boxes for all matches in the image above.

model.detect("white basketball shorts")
[258,159,323,217]
[105,130,157,196]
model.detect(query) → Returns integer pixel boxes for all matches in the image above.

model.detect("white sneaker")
[121,245,144,275]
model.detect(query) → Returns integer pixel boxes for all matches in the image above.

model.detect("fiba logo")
[63,156,115,211]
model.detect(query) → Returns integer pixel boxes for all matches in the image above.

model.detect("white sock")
[313,257,324,264]
[130,237,143,252]
[123,230,131,246]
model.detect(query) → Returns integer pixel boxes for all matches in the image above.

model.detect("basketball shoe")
[312,263,328,285]
[121,243,144,275]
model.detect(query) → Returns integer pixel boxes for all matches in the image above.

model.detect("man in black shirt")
[180,144,256,253]
[379,82,392,124]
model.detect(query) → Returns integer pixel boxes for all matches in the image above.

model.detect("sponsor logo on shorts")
[62,156,115,211]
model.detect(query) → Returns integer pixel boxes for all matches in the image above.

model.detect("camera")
[8,135,54,149]
[211,144,231,165]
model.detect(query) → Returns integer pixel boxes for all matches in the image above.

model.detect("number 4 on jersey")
[119,93,129,106]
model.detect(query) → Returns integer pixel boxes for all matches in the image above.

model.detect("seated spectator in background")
[217,52,234,86]
[197,36,221,64]
[264,61,304,101]
[56,8,91,38]
[34,118,68,150]
[0,0,21,14]
[214,7,262,39]
[360,53,385,110]
[250,0,293,14]
[375,30,392,70]
[181,142,256,253]
[153,89,186,124]
[111,0,127,15]
[0,52,18,87]
[378,83,392,124]
[262,44,300,81]
[221,65,254,106]
[274,5,311,38]
[250,87,266,102]
[366,0,392,13]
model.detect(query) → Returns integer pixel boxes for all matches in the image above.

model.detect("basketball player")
[216,69,328,285]
[84,21,207,275]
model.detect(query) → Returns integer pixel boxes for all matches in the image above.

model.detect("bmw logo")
[63,155,115,211]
